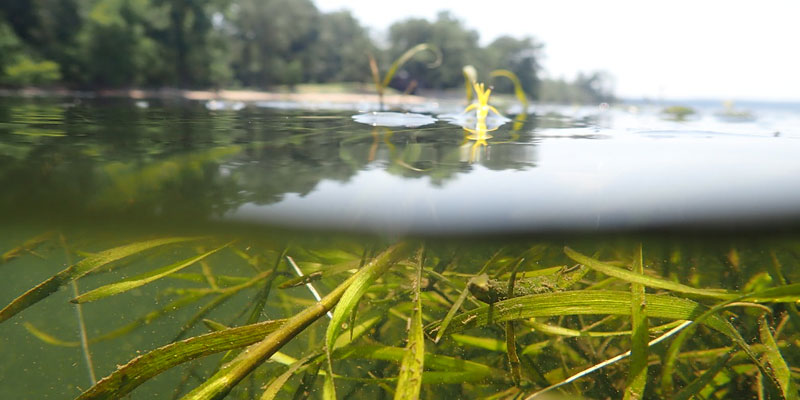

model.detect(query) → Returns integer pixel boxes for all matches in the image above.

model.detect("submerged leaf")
[72,243,229,303]
[439,290,734,336]
[759,317,798,400]
[0,237,201,323]
[76,319,286,400]
[179,242,411,400]
[623,244,648,400]
[564,247,737,300]
[394,252,425,400]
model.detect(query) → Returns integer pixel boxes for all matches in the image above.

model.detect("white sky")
[315,0,800,101]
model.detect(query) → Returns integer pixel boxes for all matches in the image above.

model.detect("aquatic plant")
[1,231,800,399]
[463,65,529,111]
[662,105,696,121]
[464,82,502,121]
[368,43,442,109]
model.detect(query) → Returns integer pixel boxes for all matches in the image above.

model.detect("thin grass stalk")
[61,234,97,385]
[524,320,693,399]
[623,243,648,400]
[506,266,522,386]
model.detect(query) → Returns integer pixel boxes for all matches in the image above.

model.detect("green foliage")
[484,36,541,99]
[539,71,616,104]
[1,231,799,399]
[388,12,483,90]
[2,55,61,86]
[0,0,605,101]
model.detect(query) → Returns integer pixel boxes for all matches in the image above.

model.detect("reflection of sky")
[228,133,800,234]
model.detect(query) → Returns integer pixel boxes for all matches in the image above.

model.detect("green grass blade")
[260,351,321,400]
[0,237,201,323]
[759,316,798,400]
[1,230,55,264]
[179,242,412,400]
[624,244,648,400]
[434,284,473,343]
[72,243,229,303]
[673,351,734,400]
[381,44,442,89]
[451,334,507,352]
[393,251,425,400]
[23,322,79,347]
[76,319,286,400]
[489,69,529,109]
[438,290,733,336]
[335,344,501,378]
[564,247,737,300]
[324,242,414,399]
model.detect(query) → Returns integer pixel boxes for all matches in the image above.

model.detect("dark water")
[2,96,800,399]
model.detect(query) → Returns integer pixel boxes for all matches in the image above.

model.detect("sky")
[315,0,800,101]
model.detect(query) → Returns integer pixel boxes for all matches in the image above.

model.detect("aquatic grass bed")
[1,229,799,399]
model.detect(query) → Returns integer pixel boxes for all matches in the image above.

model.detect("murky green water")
[2,97,800,399]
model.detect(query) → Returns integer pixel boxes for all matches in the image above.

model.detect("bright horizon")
[316,0,800,102]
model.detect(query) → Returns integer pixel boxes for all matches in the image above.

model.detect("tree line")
[0,0,613,103]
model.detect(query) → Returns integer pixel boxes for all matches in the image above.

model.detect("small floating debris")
[134,101,149,109]
[205,100,246,111]
[352,112,437,127]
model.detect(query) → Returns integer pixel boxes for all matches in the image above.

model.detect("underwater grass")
[1,231,799,399]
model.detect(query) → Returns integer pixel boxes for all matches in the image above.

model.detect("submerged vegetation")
[2,229,799,399]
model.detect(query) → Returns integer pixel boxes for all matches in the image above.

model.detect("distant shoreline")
[0,87,429,105]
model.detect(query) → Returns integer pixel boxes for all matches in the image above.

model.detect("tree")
[305,11,374,83]
[483,36,542,99]
[229,0,319,87]
[387,11,482,91]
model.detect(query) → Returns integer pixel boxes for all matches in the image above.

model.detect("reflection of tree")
[0,99,544,222]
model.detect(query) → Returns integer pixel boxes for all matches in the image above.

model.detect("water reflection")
[0,98,540,224]
[1,97,799,234]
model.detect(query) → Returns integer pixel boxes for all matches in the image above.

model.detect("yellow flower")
[464,82,501,120]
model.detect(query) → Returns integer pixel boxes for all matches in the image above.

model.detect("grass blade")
[72,243,229,303]
[393,249,425,400]
[564,247,737,300]
[324,242,414,399]
[623,244,648,400]
[76,319,286,400]
[179,242,412,400]
[759,316,798,400]
[260,351,321,400]
[1,230,55,264]
[381,44,442,89]
[673,351,733,400]
[0,237,201,323]
[489,69,529,109]
[439,290,733,336]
